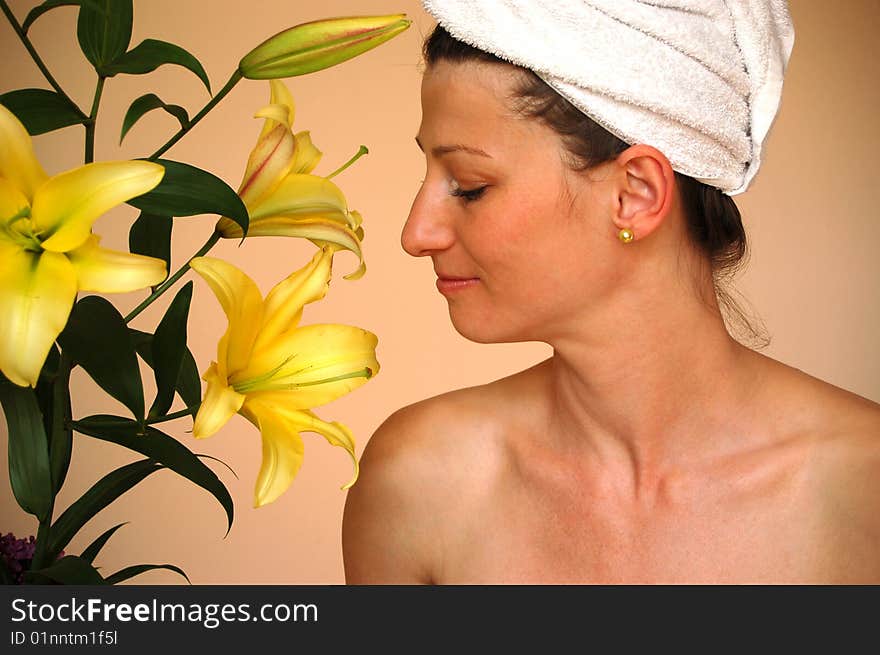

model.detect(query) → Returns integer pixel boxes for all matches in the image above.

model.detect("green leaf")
[128,211,172,274]
[0,89,86,135]
[104,39,211,92]
[130,328,202,413]
[149,282,193,418]
[73,415,234,535]
[0,377,53,521]
[35,346,73,496]
[27,555,107,585]
[57,296,144,421]
[76,0,132,68]
[105,563,190,585]
[128,159,248,234]
[48,459,163,559]
[80,522,128,564]
[176,347,202,411]
[22,0,106,33]
[120,93,189,144]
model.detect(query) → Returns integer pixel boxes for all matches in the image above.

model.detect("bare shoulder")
[342,367,538,584]
[807,377,880,511]
[773,362,880,577]
[772,361,880,478]
[785,364,880,459]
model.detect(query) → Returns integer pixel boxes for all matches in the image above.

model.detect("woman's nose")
[401,184,454,257]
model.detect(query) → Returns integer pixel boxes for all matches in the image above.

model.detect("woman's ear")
[612,144,675,242]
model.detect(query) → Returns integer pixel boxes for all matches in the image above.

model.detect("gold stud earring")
[618,228,634,244]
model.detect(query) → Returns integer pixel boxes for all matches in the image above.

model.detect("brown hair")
[424,25,766,346]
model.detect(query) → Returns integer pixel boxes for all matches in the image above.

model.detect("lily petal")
[291,131,322,174]
[348,209,364,231]
[0,105,48,202]
[247,173,348,223]
[299,408,359,490]
[68,234,167,292]
[237,122,296,208]
[253,103,291,129]
[338,249,366,281]
[221,216,364,278]
[0,248,77,387]
[336,209,366,280]
[255,246,333,350]
[290,219,366,277]
[237,324,379,407]
[238,396,305,508]
[257,80,296,141]
[269,79,296,124]
[33,160,164,253]
[241,394,359,506]
[192,361,246,439]
[190,256,264,376]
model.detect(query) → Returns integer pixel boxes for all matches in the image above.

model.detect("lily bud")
[239,14,411,80]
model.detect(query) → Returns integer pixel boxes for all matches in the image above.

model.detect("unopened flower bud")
[239,15,411,80]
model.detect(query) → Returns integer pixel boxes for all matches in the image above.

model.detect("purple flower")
[1,532,64,584]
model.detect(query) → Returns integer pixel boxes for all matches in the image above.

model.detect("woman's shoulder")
[766,359,880,467]
[342,362,548,583]
[809,382,880,574]
[766,359,880,558]
[773,359,880,441]
[362,359,551,473]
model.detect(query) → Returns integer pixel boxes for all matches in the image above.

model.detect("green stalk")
[30,352,72,574]
[0,0,85,117]
[150,70,243,160]
[84,75,105,164]
[30,505,55,572]
[124,229,221,324]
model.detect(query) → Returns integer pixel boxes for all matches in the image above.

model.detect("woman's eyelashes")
[449,180,488,203]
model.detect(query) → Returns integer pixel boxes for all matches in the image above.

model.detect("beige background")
[1,0,877,584]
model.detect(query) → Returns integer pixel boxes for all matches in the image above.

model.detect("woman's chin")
[448,309,531,345]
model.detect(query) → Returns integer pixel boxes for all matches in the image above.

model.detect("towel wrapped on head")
[421,0,794,195]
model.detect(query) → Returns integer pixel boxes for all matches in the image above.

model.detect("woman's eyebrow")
[415,136,492,158]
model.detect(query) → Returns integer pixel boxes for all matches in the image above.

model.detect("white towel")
[421,0,794,195]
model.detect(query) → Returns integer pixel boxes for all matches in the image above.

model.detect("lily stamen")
[325,145,369,180]
[254,367,374,393]
[231,353,299,393]
[4,208,30,227]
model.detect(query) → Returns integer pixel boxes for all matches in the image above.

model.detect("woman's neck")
[543,283,768,500]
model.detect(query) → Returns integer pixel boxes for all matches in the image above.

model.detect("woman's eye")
[450,184,487,202]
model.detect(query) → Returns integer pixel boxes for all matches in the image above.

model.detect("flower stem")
[30,509,54,572]
[0,0,85,117]
[124,229,222,324]
[149,70,243,160]
[326,145,369,179]
[84,75,105,164]
[146,404,200,424]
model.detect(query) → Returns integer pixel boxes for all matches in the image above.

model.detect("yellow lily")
[189,247,379,507]
[0,105,166,387]
[216,80,366,280]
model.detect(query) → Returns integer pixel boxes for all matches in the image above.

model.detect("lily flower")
[0,105,166,387]
[216,80,366,280]
[189,248,379,507]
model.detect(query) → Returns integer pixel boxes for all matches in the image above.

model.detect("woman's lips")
[436,276,479,294]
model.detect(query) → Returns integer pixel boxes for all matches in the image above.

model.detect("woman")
[342,1,880,583]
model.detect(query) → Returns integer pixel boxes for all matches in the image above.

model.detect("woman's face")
[403,60,620,344]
